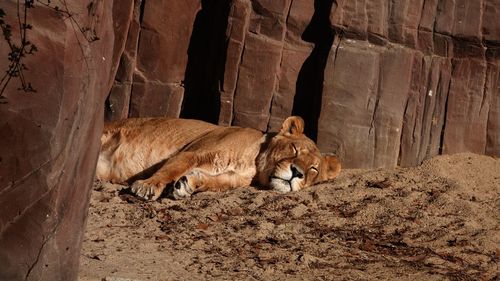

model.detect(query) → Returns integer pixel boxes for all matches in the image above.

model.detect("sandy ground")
[78,153,499,281]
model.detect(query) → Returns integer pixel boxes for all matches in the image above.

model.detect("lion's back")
[97,118,218,182]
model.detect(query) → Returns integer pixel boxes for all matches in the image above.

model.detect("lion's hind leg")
[130,152,198,200]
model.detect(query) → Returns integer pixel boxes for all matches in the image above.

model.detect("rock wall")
[0,1,497,279]
[0,1,132,280]
[107,0,500,169]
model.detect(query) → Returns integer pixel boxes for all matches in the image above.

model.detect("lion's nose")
[290,164,304,179]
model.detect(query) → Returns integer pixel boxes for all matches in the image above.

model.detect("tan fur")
[96,116,341,200]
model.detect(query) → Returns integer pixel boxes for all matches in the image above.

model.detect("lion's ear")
[280,116,305,135]
[317,155,341,182]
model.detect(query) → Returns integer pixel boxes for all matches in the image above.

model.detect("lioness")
[96,116,341,200]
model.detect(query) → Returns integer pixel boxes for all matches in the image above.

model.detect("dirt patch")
[79,153,500,281]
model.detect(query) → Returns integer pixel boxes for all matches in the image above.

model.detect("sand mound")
[79,153,499,281]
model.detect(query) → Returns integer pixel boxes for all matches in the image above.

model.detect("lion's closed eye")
[291,143,298,157]
[308,166,319,178]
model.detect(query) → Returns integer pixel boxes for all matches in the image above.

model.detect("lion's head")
[256,116,341,192]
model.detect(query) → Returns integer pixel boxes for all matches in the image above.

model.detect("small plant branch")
[0,0,37,100]
[37,0,99,42]
[0,0,99,101]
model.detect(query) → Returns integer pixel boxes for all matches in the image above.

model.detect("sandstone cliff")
[108,0,500,169]
[0,1,498,280]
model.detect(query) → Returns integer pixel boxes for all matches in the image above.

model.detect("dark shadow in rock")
[180,0,231,124]
[292,0,336,141]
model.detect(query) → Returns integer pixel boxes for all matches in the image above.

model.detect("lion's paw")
[130,180,163,200]
[172,176,195,199]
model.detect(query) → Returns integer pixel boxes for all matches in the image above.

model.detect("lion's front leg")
[172,171,252,199]
[171,172,198,199]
